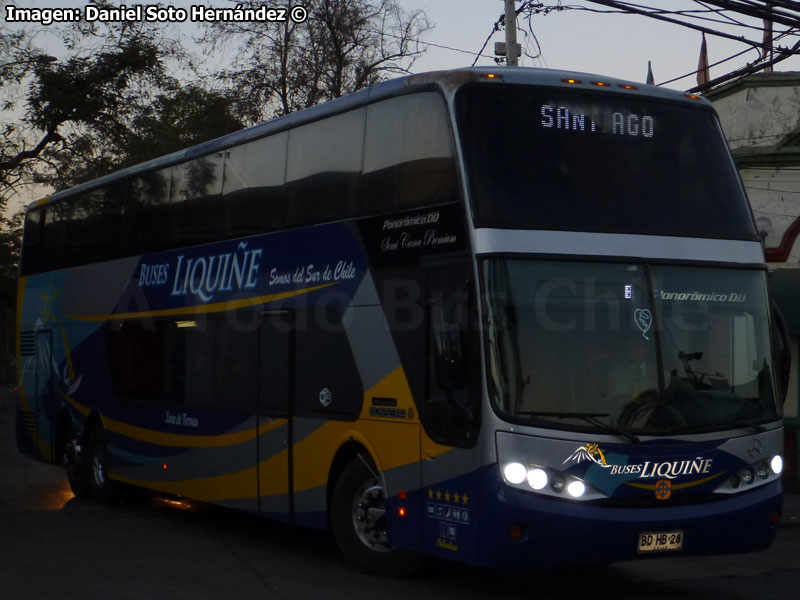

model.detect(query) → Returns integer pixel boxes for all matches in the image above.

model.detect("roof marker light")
[482,73,502,80]
[619,84,638,90]
[562,78,581,84]
[685,93,701,100]
[592,81,610,87]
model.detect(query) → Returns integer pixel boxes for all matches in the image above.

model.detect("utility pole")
[495,0,521,66]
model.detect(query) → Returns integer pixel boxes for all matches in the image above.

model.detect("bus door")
[257,311,294,521]
[420,265,482,561]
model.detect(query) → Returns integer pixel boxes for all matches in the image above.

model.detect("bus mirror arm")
[771,301,791,405]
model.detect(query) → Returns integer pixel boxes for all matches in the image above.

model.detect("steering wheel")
[617,390,688,431]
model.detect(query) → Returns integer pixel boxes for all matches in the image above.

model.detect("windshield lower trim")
[473,229,764,264]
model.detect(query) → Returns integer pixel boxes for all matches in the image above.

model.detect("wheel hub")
[351,481,392,552]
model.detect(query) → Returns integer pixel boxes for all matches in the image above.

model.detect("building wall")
[709,73,800,420]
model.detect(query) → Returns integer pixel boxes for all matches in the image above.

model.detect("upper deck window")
[456,84,757,240]
[363,92,458,213]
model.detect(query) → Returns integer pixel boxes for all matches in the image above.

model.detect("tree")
[0,16,243,382]
[0,209,21,384]
[32,77,245,191]
[201,0,431,120]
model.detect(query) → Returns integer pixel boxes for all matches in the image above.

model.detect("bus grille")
[19,331,36,356]
[19,410,36,433]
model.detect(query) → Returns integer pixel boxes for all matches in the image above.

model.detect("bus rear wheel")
[61,422,91,498]
[66,449,91,498]
[330,458,420,576]
[88,426,119,504]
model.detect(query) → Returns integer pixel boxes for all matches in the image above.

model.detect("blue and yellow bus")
[16,67,788,574]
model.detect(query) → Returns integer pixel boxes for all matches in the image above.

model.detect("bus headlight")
[527,468,548,490]
[499,461,599,500]
[771,455,783,475]
[503,462,528,484]
[567,480,586,498]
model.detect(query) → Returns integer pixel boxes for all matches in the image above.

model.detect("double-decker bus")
[16,67,788,574]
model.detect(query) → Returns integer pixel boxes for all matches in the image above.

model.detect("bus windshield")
[482,259,780,436]
[457,84,757,240]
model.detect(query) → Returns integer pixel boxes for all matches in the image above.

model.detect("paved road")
[1,387,798,599]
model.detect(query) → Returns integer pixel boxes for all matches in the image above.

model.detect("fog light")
[550,474,565,493]
[742,469,754,484]
[509,524,524,540]
[757,463,769,479]
[729,474,741,489]
[527,468,548,490]
[771,455,783,475]
[567,480,586,498]
[503,462,527,484]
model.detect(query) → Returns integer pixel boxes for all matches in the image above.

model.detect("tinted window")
[107,313,260,411]
[286,109,365,226]
[169,154,225,248]
[20,208,43,276]
[458,84,757,240]
[126,168,171,255]
[106,320,163,399]
[482,259,779,436]
[223,132,288,237]
[425,267,480,447]
[364,92,458,213]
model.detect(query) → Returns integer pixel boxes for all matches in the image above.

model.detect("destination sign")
[540,103,655,138]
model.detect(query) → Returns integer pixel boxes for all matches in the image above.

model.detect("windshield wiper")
[730,419,767,434]
[517,411,641,443]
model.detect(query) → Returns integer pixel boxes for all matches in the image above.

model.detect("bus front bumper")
[478,471,782,567]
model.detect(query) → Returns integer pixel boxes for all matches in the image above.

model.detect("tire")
[330,458,420,576]
[62,424,91,498]
[87,426,119,504]
[66,455,92,498]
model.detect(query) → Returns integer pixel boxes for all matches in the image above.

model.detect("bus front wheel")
[330,458,419,576]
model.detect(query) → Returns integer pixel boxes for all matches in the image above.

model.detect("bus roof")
[31,66,710,212]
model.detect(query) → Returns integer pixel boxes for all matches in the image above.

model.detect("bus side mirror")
[772,301,791,405]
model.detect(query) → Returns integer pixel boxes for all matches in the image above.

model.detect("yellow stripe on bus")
[61,391,285,448]
[113,450,290,502]
[64,282,338,322]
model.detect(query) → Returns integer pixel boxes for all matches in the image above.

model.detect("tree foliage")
[202,0,431,120]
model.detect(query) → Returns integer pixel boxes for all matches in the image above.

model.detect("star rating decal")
[427,489,470,505]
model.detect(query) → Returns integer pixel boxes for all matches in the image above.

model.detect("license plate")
[637,531,684,553]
